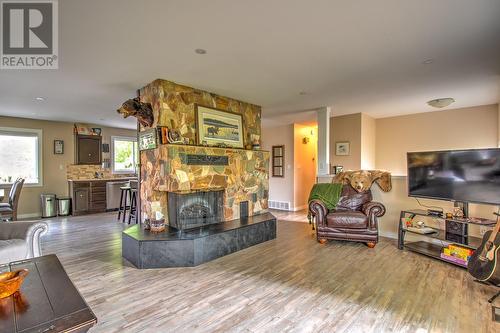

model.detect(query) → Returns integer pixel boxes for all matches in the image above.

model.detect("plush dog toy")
[333,170,392,193]
[117,97,154,128]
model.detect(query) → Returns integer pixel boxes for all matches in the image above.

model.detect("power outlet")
[479,226,488,236]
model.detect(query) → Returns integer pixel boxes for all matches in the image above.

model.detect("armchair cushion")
[336,186,372,211]
[0,222,48,264]
[0,239,27,264]
[326,211,368,229]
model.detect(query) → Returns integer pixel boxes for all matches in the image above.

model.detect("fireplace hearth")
[167,189,224,230]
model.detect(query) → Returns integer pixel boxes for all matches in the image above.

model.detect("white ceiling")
[0,0,499,129]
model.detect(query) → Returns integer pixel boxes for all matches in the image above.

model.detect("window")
[111,136,138,174]
[0,127,42,186]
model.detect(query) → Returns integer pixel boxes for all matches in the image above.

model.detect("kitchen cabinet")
[89,181,107,212]
[73,186,89,215]
[75,134,102,165]
[68,178,137,216]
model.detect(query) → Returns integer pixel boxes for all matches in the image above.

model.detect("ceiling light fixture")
[35,97,45,101]
[427,98,455,108]
[195,48,207,54]
[422,59,434,65]
[299,91,307,96]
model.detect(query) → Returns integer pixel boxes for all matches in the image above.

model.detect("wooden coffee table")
[0,254,97,332]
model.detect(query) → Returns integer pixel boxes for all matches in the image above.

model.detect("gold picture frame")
[195,105,244,148]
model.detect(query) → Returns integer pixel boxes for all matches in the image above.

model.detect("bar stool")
[117,186,131,223]
[128,188,138,224]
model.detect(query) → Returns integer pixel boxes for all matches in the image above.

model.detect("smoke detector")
[427,98,455,108]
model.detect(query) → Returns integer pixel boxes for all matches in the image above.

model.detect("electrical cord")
[415,197,444,212]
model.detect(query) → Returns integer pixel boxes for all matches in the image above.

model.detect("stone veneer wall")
[66,164,135,180]
[138,79,268,224]
[139,79,261,146]
[140,145,269,222]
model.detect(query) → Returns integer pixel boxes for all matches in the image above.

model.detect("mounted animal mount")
[333,170,392,193]
[117,97,154,128]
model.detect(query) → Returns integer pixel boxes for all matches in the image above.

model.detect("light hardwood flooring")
[35,210,499,333]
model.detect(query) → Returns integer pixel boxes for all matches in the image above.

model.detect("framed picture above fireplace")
[195,105,244,148]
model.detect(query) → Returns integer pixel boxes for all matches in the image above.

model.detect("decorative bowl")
[0,269,29,299]
[150,219,165,233]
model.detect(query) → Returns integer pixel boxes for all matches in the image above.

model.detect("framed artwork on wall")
[139,128,157,151]
[54,140,64,154]
[335,141,350,156]
[272,145,285,177]
[195,105,244,148]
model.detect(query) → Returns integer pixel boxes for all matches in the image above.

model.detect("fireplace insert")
[167,189,224,230]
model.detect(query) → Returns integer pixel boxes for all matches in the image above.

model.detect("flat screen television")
[407,148,500,205]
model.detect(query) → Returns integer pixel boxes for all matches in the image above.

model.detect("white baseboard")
[380,231,398,239]
[18,212,41,220]
[293,205,307,212]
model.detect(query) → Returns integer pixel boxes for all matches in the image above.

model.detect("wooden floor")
[36,210,499,333]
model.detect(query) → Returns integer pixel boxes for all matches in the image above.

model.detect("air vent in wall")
[268,200,291,211]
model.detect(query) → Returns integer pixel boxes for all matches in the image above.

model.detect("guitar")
[468,213,500,285]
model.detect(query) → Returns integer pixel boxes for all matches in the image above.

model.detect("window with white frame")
[0,127,43,186]
[111,136,138,174]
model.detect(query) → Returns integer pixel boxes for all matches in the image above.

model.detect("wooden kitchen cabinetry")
[75,134,102,165]
[69,181,107,215]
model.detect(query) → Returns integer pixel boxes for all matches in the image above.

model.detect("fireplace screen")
[167,190,224,230]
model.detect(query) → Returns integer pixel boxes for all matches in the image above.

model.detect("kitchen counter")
[68,177,137,182]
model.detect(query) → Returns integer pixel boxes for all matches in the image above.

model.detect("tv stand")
[398,209,495,268]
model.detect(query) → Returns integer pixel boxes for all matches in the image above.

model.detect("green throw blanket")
[308,183,343,210]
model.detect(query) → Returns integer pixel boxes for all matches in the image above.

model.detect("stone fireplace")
[122,79,276,269]
[167,189,224,230]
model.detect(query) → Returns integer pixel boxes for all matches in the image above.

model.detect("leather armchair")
[309,185,385,247]
[0,222,48,264]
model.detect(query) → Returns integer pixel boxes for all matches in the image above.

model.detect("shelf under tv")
[398,209,496,269]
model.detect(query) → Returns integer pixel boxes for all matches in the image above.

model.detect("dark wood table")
[0,254,97,333]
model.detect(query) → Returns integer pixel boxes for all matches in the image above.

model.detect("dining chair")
[0,178,25,221]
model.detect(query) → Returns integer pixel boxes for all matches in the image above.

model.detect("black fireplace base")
[122,212,276,268]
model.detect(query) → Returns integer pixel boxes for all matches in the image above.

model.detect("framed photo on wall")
[54,140,64,154]
[335,141,350,156]
[195,105,244,148]
[272,145,285,177]
[139,128,157,151]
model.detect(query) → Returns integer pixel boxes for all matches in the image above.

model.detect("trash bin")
[41,194,57,218]
[57,197,71,216]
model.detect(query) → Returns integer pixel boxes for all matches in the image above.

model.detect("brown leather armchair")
[309,185,386,247]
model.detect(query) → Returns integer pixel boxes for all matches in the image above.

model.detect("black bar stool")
[128,188,137,224]
[117,186,131,223]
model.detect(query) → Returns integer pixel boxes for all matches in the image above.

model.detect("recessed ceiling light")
[422,59,434,65]
[195,48,207,54]
[35,97,45,101]
[427,98,455,108]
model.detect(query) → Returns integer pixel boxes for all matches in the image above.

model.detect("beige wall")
[330,113,361,170]
[373,104,499,238]
[293,124,317,210]
[262,124,295,207]
[360,113,376,169]
[0,116,136,217]
[376,105,498,175]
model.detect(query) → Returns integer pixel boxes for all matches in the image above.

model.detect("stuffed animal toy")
[333,170,392,193]
[117,97,154,127]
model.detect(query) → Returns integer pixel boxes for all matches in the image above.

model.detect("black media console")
[398,209,496,268]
